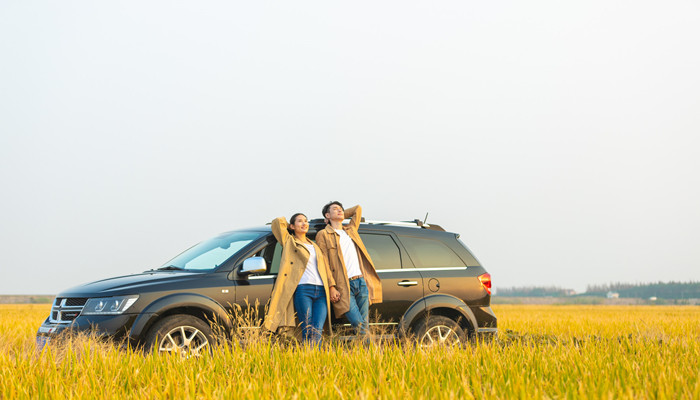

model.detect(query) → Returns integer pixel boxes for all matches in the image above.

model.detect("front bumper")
[35,314,140,349]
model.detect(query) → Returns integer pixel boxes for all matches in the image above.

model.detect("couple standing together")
[262,201,382,345]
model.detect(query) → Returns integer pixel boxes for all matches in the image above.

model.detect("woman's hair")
[288,213,307,234]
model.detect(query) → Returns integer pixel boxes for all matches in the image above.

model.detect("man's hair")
[322,201,344,218]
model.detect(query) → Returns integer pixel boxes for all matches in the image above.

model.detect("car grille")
[49,297,88,324]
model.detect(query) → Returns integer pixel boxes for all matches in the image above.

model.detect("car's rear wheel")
[413,315,466,347]
[144,315,213,356]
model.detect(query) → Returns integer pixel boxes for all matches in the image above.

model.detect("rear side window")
[399,236,466,269]
[359,233,402,270]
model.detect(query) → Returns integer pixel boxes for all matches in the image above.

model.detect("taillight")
[478,273,491,295]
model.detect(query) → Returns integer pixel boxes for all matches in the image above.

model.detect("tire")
[413,315,466,347]
[144,315,214,356]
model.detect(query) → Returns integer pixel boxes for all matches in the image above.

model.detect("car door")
[360,231,424,331]
[397,235,469,301]
[232,240,281,327]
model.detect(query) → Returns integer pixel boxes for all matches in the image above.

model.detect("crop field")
[1,304,698,399]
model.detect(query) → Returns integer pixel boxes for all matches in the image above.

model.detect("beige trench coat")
[262,217,336,334]
[315,205,382,318]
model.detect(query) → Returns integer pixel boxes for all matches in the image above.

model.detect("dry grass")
[1,304,698,399]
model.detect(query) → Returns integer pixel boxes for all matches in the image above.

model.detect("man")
[315,201,382,336]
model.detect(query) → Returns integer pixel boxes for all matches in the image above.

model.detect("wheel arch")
[129,293,233,342]
[398,293,477,337]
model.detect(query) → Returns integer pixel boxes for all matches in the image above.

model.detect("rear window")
[359,233,402,270]
[399,236,466,269]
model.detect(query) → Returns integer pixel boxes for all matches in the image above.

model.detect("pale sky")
[1,1,698,295]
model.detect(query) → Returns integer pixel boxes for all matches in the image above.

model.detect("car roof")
[224,221,457,239]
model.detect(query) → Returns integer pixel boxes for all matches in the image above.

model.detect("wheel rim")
[158,325,209,356]
[420,325,461,347]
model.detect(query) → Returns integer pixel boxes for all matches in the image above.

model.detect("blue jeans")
[293,284,327,346]
[343,277,369,336]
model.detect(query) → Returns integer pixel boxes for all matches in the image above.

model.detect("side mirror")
[238,257,267,277]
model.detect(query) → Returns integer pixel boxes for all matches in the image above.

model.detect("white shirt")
[298,243,324,286]
[335,228,363,278]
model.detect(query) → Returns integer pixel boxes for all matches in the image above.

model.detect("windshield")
[159,231,265,271]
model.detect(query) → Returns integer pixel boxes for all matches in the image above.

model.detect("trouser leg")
[344,278,369,336]
[293,285,314,342]
[309,285,328,346]
[355,278,370,335]
[344,291,363,330]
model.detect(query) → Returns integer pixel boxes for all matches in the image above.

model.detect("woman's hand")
[329,286,340,303]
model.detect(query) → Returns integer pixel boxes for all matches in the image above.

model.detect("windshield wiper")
[155,265,184,271]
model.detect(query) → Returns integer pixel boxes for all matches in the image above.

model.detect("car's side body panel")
[372,269,424,324]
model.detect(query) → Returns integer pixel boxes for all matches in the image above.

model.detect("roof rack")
[308,218,445,231]
[366,219,446,232]
[364,220,420,227]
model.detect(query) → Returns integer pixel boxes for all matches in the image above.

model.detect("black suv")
[37,219,497,352]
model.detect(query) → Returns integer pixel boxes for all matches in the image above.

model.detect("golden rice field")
[1,304,698,399]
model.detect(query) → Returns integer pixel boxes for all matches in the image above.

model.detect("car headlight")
[82,296,139,315]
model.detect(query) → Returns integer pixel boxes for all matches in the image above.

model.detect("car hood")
[58,271,205,297]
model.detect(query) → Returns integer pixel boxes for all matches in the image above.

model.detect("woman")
[263,213,336,345]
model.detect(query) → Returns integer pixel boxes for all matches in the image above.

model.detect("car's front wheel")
[413,315,466,347]
[144,315,213,356]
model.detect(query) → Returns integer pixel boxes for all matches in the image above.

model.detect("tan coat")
[262,217,336,334]
[315,205,383,317]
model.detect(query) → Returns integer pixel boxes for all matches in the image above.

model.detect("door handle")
[397,280,418,287]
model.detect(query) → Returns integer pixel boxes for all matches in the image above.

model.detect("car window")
[398,236,466,269]
[266,233,403,273]
[360,233,402,270]
[252,241,282,275]
[269,243,282,274]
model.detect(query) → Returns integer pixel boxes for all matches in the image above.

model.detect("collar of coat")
[324,224,350,235]
[292,236,314,252]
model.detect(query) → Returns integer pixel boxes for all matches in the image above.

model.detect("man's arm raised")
[344,205,362,231]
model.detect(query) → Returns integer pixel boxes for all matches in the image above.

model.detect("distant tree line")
[495,281,699,299]
[495,286,574,297]
[584,281,699,299]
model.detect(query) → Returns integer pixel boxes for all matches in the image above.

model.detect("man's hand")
[330,286,340,303]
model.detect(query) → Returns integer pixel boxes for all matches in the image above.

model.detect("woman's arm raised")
[270,217,290,245]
